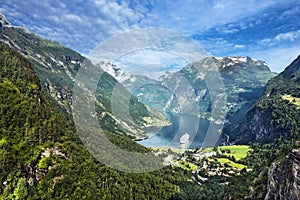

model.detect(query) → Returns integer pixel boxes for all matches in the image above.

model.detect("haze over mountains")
[101,55,275,124]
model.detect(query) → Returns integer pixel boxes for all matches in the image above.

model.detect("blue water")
[138,113,223,149]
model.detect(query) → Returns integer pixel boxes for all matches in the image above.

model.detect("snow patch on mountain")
[228,56,249,63]
[219,56,269,69]
[99,62,131,83]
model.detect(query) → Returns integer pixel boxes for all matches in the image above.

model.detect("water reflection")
[138,113,223,149]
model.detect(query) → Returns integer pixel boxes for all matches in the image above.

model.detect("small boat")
[180,133,190,144]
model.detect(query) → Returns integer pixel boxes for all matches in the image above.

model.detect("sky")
[1,0,300,72]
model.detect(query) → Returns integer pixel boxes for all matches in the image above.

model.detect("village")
[151,145,253,185]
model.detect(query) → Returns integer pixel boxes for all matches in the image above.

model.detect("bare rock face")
[265,149,300,200]
[228,55,300,144]
[230,106,276,143]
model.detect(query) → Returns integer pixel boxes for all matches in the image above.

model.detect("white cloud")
[199,38,239,55]
[64,14,83,24]
[278,5,300,20]
[275,30,300,42]
[114,49,189,78]
[258,29,300,47]
[215,24,240,34]
[1,0,300,63]
[0,0,147,53]
[234,44,246,49]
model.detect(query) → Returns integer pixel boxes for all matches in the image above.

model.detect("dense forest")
[0,19,166,139]
[0,42,190,199]
[2,41,300,199]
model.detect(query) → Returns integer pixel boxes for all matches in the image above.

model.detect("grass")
[282,94,300,109]
[218,145,252,161]
[203,148,215,153]
[203,145,252,161]
[177,161,198,171]
[217,158,247,169]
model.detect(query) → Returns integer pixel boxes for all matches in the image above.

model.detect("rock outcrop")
[265,149,300,200]
[228,55,300,144]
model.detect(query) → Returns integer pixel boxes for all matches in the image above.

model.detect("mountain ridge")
[0,42,184,199]
[0,13,169,139]
[228,55,300,144]
[101,56,274,123]
[2,12,300,199]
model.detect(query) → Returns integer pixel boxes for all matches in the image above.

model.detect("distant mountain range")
[102,55,275,124]
[97,33,300,199]
[101,51,300,199]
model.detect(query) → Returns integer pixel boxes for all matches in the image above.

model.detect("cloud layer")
[1,0,300,71]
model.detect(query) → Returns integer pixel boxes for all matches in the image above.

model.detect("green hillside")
[0,18,168,139]
[228,55,300,144]
[0,42,183,199]
[220,55,300,199]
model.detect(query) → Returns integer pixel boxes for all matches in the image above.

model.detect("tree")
[13,178,28,200]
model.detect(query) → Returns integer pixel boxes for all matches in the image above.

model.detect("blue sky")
[1,0,300,72]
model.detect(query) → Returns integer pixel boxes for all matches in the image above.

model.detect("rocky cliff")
[228,55,300,144]
[265,149,300,200]
[159,56,274,123]
[103,56,275,123]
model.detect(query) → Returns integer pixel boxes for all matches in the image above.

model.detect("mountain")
[0,33,186,199]
[161,56,274,120]
[99,62,172,112]
[163,55,300,199]
[228,55,300,144]
[103,55,300,199]
[102,56,275,124]
[0,14,168,139]
[219,55,300,199]
[2,12,299,199]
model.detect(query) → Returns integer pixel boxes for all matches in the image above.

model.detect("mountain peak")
[99,62,131,83]
[219,56,270,71]
[227,56,253,62]
[0,13,10,27]
[198,56,270,72]
[223,56,264,64]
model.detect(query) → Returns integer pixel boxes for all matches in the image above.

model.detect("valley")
[1,5,300,199]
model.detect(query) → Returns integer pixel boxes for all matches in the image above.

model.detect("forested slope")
[0,42,183,199]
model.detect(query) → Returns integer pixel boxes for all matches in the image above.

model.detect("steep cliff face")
[265,149,300,200]
[228,105,276,143]
[229,55,300,144]
[103,56,274,123]
[160,56,274,122]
